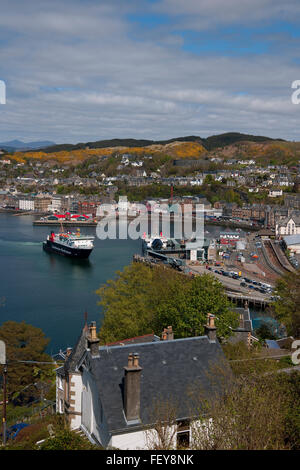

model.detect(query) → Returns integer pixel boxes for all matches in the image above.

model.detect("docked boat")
[142,232,168,251]
[43,228,94,259]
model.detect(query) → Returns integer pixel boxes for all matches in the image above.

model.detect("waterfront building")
[18,198,35,211]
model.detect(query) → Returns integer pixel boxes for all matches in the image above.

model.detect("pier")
[33,220,97,227]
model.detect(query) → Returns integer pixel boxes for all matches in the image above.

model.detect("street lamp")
[0,340,7,446]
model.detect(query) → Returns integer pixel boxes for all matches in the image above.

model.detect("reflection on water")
[45,251,93,271]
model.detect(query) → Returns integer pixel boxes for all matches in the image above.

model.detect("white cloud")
[0,0,300,143]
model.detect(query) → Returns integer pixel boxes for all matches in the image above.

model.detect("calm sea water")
[0,215,272,353]
[0,214,141,353]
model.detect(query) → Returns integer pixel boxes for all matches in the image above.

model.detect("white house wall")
[110,429,149,450]
[69,373,83,430]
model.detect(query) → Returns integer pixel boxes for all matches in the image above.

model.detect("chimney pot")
[66,347,72,357]
[89,321,97,340]
[204,314,217,342]
[161,326,174,340]
[133,353,139,367]
[87,321,100,357]
[128,353,134,367]
[208,314,215,328]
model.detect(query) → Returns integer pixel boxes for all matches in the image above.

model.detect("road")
[189,265,271,302]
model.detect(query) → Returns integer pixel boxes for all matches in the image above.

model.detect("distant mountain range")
[0,132,286,154]
[0,140,56,151]
[36,132,284,154]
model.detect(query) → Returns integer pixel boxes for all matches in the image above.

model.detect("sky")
[0,0,300,144]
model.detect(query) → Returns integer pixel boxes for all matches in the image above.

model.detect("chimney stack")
[124,353,142,422]
[161,325,174,341]
[66,347,72,358]
[87,321,100,357]
[204,314,217,342]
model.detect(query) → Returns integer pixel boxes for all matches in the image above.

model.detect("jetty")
[33,219,97,227]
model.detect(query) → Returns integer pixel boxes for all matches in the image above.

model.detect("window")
[58,376,63,390]
[59,399,64,414]
[176,420,190,449]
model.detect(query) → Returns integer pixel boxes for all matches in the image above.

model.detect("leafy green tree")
[155,273,238,339]
[0,321,53,405]
[97,263,238,343]
[271,271,300,337]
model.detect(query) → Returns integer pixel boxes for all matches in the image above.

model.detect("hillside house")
[56,317,230,449]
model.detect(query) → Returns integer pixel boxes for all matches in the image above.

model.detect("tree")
[146,397,179,450]
[155,272,238,339]
[271,271,300,337]
[191,367,296,450]
[0,321,53,405]
[255,321,277,341]
[97,263,238,344]
[147,343,300,450]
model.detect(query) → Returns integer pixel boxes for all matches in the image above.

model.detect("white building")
[48,197,62,213]
[18,198,35,211]
[276,214,300,236]
[269,190,283,198]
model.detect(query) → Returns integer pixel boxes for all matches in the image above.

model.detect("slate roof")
[278,214,300,227]
[63,327,88,374]
[283,234,300,246]
[88,336,230,434]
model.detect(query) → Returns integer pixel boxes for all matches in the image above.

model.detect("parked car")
[5,423,29,440]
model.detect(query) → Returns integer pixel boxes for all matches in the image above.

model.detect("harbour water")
[0,214,273,352]
[0,214,140,353]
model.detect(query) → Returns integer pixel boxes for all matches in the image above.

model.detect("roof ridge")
[99,335,210,351]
